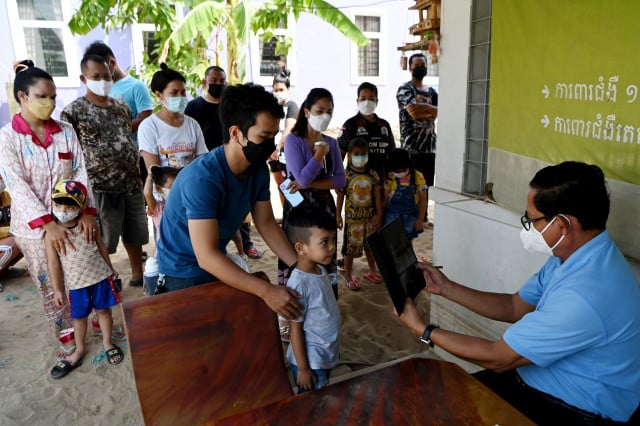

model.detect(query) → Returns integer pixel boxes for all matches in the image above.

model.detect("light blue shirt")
[504,230,640,421]
[284,267,340,370]
[110,75,153,145]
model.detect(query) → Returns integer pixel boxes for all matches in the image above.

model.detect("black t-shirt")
[184,97,223,151]
[337,114,395,178]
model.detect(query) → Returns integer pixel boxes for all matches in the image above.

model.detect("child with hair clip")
[336,137,384,290]
[383,149,427,241]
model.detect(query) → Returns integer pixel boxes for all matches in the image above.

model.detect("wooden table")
[214,358,534,425]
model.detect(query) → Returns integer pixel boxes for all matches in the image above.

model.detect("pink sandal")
[363,273,383,284]
[346,277,361,290]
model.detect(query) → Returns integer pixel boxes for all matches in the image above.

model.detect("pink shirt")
[0,115,96,239]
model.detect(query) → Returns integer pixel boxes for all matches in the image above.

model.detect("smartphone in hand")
[279,178,304,207]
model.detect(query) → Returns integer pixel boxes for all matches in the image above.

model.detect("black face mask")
[208,84,224,99]
[412,66,427,80]
[241,137,276,165]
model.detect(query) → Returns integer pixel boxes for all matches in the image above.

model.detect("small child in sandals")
[46,180,125,378]
[336,137,384,290]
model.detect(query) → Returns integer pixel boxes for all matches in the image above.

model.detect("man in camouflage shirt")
[61,54,148,288]
[396,53,438,223]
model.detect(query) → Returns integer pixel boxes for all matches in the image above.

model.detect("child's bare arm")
[336,191,345,229]
[289,320,316,391]
[45,240,66,307]
[95,231,116,275]
[372,183,384,228]
[143,173,157,213]
[416,188,428,232]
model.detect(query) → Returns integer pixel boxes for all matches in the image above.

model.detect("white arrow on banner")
[540,115,549,128]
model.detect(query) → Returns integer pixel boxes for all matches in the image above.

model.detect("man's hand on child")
[77,214,98,244]
[262,285,303,320]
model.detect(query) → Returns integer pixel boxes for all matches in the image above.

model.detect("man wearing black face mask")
[156,84,304,321]
[185,66,227,151]
[396,53,438,225]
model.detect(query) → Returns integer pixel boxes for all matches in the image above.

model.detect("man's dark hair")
[291,88,333,138]
[150,63,186,94]
[286,203,336,245]
[84,41,115,60]
[80,54,108,73]
[357,82,378,98]
[205,66,225,78]
[409,53,427,68]
[219,83,284,143]
[530,161,610,230]
[13,59,53,103]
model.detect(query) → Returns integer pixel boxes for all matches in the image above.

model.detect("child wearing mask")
[46,180,123,378]
[336,137,383,290]
[383,149,427,241]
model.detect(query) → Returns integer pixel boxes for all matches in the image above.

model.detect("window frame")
[6,0,80,88]
[131,23,160,68]
[349,8,387,86]
[249,18,296,87]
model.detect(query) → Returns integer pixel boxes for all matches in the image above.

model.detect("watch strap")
[420,324,439,347]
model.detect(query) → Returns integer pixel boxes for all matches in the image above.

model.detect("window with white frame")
[6,0,79,87]
[350,10,386,85]
[131,23,161,68]
[250,18,296,87]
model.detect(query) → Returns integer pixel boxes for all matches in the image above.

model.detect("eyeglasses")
[520,212,551,231]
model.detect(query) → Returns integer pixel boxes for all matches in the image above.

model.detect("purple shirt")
[283,133,346,189]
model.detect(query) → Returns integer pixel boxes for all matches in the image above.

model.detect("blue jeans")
[290,364,331,393]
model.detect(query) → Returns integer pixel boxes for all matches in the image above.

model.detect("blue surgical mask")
[351,155,368,168]
[164,96,188,113]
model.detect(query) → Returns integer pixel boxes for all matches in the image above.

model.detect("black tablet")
[365,218,426,314]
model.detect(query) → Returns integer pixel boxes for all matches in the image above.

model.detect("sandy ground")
[0,182,436,425]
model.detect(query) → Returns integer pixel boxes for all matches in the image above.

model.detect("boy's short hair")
[52,180,87,208]
[286,204,336,245]
[357,82,378,98]
[347,137,368,153]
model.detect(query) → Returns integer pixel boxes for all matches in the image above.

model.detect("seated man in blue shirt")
[398,161,640,425]
[156,84,302,320]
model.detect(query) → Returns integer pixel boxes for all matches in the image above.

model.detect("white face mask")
[274,91,288,103]
[85,78,113,97]
[351,154,368,168]
[53,210,80,224]
[393,170,409,179]
[308,112,331,132]
[519,215,567,256]
[160,187,171,200]
[358,100,376,116]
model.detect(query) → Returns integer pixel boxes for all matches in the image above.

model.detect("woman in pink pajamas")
[0,60,98,377]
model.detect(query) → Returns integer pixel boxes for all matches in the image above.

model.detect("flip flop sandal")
[105,344,125,365]
[362,273,383,284]
[346,277,361,291]
[50,357,83,379]
[244,247,263,259]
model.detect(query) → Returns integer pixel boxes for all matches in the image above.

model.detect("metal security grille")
[463,0,491,196]
[356,15,380,77]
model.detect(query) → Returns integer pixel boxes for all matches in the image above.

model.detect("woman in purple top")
[279,88,346,298]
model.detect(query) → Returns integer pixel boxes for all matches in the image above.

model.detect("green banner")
[489,0,640,185]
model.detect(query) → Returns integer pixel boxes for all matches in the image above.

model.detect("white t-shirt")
[138,114,208,168]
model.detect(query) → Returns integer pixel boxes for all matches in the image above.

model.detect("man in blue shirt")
[398,161,640,424]
[157,84,302,320]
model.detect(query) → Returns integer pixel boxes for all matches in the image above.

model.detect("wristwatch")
[420,324,439,347]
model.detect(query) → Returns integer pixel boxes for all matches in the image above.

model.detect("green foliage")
[69,0,368,96]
